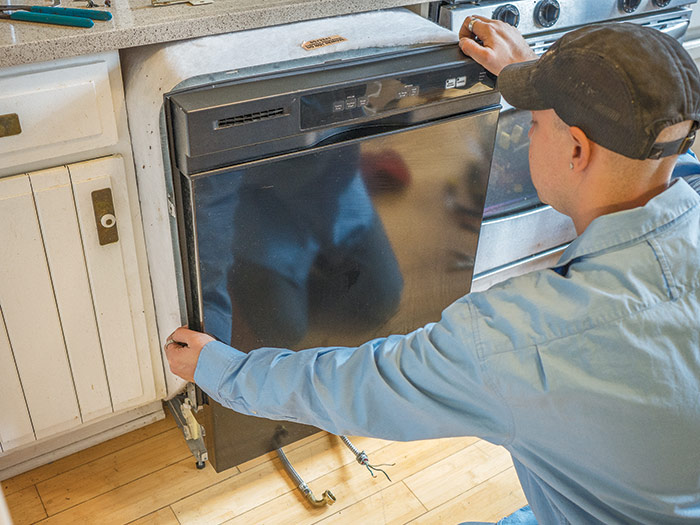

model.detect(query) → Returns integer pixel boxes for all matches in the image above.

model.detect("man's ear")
[569,126,592,172]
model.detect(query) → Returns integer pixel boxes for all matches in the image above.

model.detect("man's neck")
[569,165,674,235]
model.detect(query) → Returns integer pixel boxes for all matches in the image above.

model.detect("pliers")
[0,4,112,27]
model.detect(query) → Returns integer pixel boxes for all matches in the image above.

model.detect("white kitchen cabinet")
[0,156,157,454]
[0,52,164,472]
[0,301,35,452]
[0,175,82,445]
[0,58,117,173]
[30,166,113,423]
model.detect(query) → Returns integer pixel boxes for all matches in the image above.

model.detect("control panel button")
[445,78,457,89]
[409,86,420,96]
[358,96,369,107]
[345,96,357,109]
[332,101,345,112]
[456,76,467,88]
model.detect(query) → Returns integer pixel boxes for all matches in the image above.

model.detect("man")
[166,19,700,524]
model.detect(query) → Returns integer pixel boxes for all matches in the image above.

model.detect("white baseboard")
[0,401,165,481]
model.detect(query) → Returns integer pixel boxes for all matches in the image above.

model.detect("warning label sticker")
[301,35,348,51]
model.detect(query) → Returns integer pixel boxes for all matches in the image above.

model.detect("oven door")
[179,107,500,471]
[472,107,576,285]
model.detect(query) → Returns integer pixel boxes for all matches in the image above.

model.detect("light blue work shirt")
[195,178,700,524]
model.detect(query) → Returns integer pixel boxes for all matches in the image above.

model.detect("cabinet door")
[30,167,113,422]
[69,156,154,411]
[0,59,118,173]
[0,311,34,452]
[0,175,81,442]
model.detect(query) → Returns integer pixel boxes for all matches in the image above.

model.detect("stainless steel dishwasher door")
[165,43,501,471]
[186,111,497,350]
[179,108,499,470]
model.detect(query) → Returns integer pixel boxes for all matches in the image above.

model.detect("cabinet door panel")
[0,310,34,451]
[68,159,145,410]
[0,175,81,439]
[30,167,113,422]
[0,60,118,173]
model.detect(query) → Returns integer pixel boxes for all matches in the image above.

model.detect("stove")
[428,0,698,290]
[434,0,696,41]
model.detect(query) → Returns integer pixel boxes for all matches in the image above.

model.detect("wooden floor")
[2,407,526,525]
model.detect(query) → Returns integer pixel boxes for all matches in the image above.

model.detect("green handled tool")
[0,4,112,27]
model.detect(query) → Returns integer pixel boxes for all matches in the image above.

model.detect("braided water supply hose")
[274,427,335,507]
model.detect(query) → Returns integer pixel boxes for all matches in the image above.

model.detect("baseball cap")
[498,23,700,160]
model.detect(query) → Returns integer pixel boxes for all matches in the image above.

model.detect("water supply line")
[272,428,395,510]
[274,427,336,507]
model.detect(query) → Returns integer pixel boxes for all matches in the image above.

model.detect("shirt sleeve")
[194,298,514,443]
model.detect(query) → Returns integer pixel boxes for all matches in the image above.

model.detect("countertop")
[0,0,422,69]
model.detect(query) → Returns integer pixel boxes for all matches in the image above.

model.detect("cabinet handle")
[91,188,119,245]
[0,113,21,138]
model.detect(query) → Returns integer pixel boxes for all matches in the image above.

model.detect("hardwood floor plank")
[221,436,478,525]
[315,482,426,525]
[5,410,525,525]
[2,410,176,496]
[129,506,181,524]
[403,439,514,510]
[5,485,47,525]
[170,434,389,525]
[37,458,237,525]
[37,427,192,515]
[407,467,527,524]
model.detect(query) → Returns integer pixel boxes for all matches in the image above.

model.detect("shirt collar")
[555,178,700,268]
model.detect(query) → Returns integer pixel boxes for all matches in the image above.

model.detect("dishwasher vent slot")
[216,107,286,128]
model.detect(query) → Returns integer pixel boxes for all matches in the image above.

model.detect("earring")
[570,162,574,170]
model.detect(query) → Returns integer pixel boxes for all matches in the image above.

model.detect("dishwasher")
[122,9,500,477]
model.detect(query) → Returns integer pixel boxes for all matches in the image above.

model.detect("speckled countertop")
[0,0,423,68]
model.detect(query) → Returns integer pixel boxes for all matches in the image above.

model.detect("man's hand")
[164,327,215,383]
[458,16,537,75]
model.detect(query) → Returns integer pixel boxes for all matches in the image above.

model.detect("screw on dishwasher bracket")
[273,427,336,508]
[339,435,394,482]
[166,383,209,469]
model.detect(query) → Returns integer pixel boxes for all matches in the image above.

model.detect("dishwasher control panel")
[166,45,500,173]
[300,61,495,129]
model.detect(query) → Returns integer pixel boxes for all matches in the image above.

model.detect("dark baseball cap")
[498,23,700,160]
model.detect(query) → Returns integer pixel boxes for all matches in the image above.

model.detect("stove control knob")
[619,0,642,13]
[652,0,671,6]
[535,0,560,28]
[493,4,520,27]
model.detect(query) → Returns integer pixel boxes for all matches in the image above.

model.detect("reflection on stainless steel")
[188,115,497,353]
